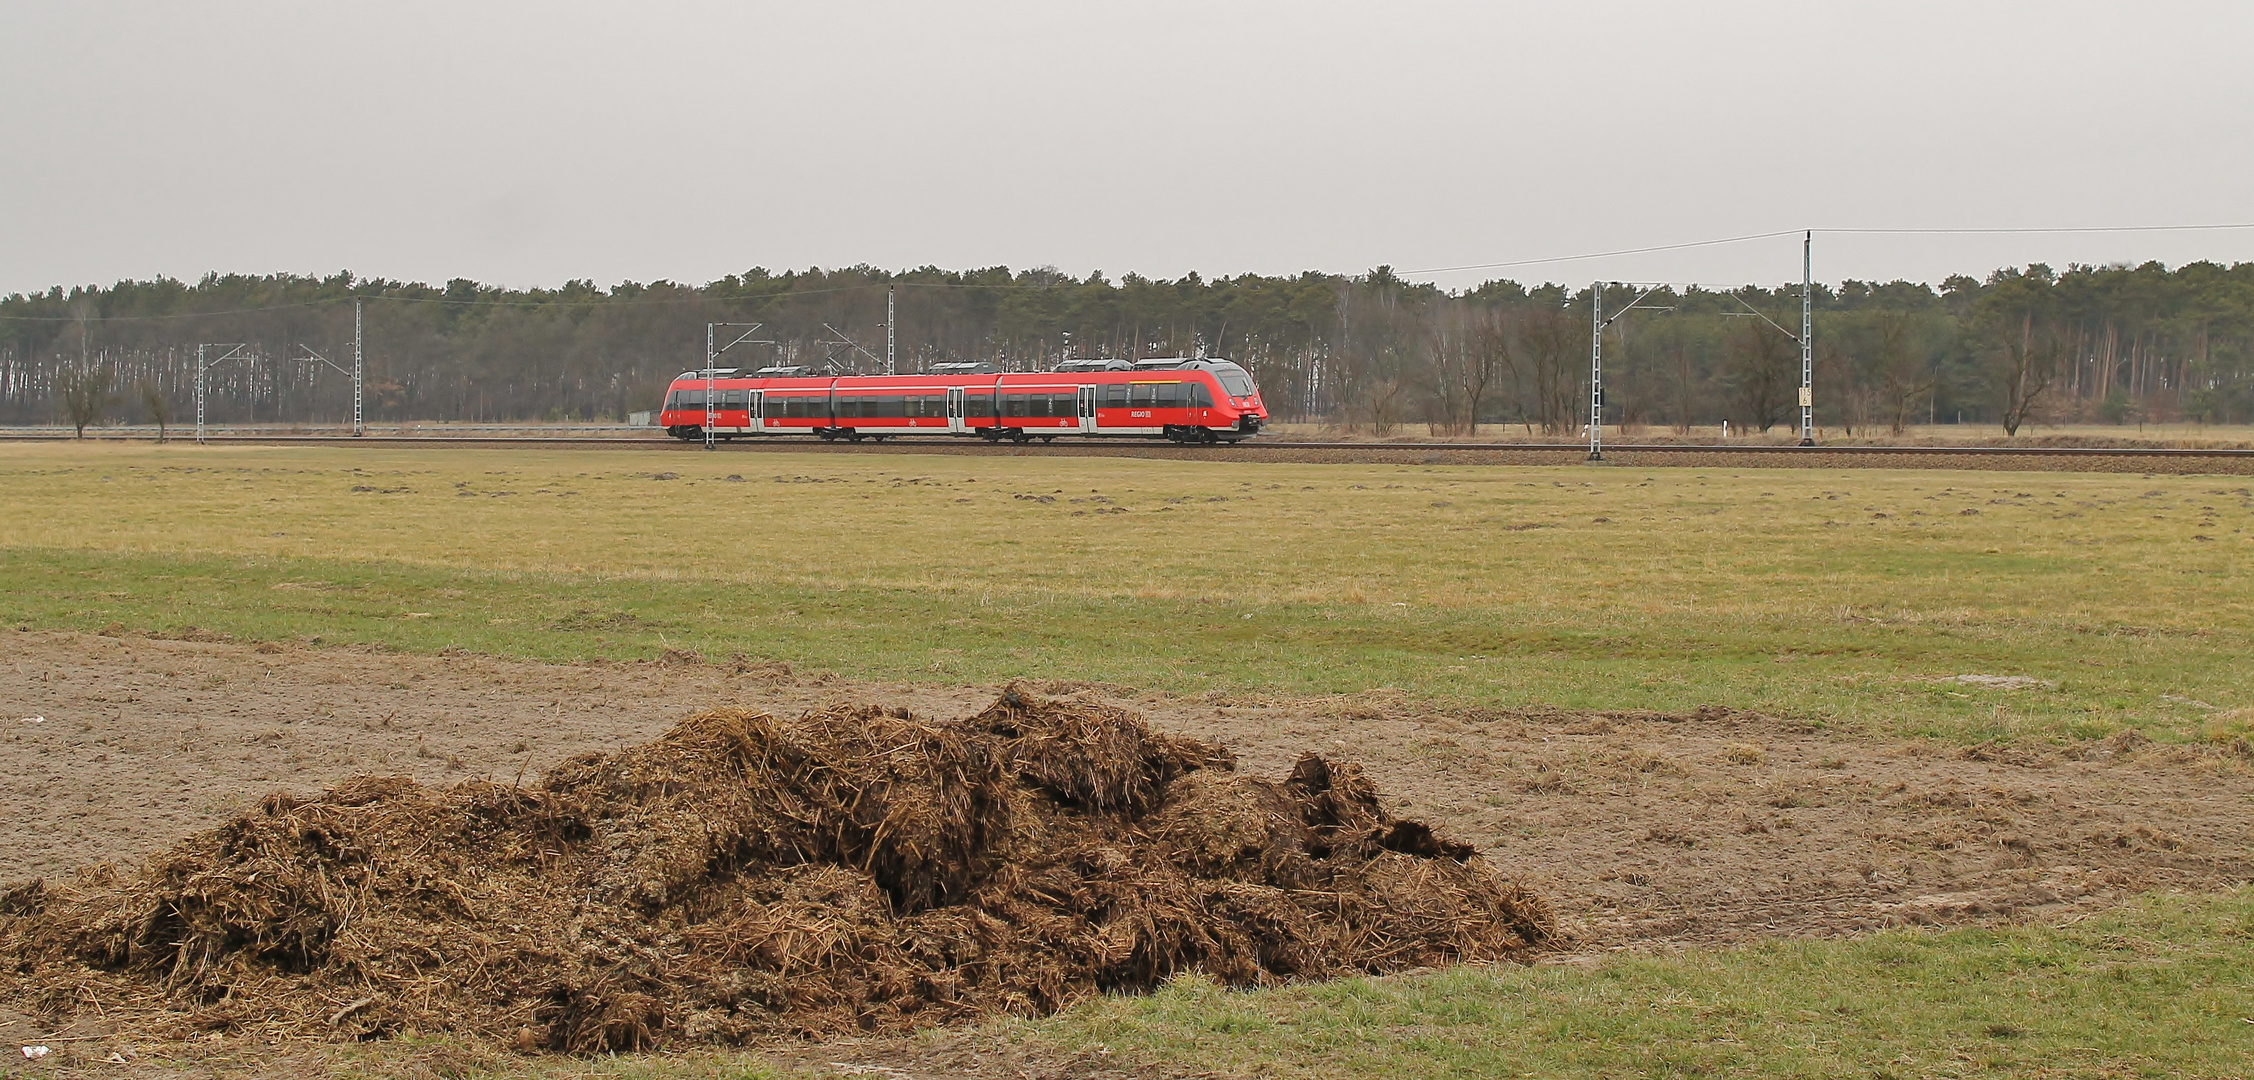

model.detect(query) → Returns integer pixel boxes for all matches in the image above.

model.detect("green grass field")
[6,442,2254,1078]
[1006,889,2254,1079]
[3,442,2249,744]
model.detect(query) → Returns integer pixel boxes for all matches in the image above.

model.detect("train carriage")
[658,358,1266,443]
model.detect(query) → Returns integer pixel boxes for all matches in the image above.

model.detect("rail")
[6,429,2253,468]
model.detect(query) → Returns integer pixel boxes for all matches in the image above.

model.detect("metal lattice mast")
[192,343,251,444]
[886,286,897,375]
[1588,283,1605,461]
[352,298,365,437]
[1587,283,1672,462]
[1799,230,1814,446]
[704,322,718,450]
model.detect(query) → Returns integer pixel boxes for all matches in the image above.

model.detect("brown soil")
[6,629,2254,1072]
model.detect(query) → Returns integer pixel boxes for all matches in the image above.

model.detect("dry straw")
[0,687,1551,1053]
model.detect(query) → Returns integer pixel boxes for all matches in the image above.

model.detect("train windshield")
[1209,363,1255,396]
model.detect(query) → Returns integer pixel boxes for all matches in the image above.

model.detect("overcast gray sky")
[4,1,2250,297]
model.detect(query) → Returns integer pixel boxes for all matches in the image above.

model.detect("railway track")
[8,431,2254,471]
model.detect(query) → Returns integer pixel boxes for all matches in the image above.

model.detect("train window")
[1000,393,1025,415]
[966,394,994,418]
[1187,382,1213,408]
[1102,384,1128,408]
[1212,365,1255,396]
[878,395,906,415]
[1154,382,1182,407]
[1128,383,1155,407]
[769,395,824,419]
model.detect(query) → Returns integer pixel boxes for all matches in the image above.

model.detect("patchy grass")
[982,888,2254,1079]
[2,442,2251,742]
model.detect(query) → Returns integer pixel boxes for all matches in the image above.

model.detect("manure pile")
[0,690,1551,1052]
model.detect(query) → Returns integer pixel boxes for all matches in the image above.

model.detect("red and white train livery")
[658,357,1267,443]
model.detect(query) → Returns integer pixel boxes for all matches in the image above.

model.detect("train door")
[1077,385,1098,434]
[747,390,762,434]
[946,387,967,434]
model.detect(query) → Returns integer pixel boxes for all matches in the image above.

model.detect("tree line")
[3,260,2250,434]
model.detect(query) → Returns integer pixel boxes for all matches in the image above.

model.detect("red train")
[657,357,1268,443]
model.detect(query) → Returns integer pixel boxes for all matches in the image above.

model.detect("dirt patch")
[1255,698,2254,947]
[0,688,1546,1054]
[7,630,2254,1069]
[7,629,2254,953]
[0,630,1011,885]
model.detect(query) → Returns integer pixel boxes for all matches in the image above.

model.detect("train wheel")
[1199,429,1219,444]
[1040,435,1055,443]
[846,431,865,443]
[1009,429,1032,444]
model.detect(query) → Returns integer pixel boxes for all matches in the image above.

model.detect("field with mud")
[3,443,2253,1077]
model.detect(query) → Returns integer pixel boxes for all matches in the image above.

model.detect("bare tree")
[1817,341,1876,436]
[1663,333,1698,434]
[140,379,171,442]
[1421,333,1471,435]
[1994,312,2063,437]
[1517,308,1582,435]
[1421,309,1510,435]
[1727,324,1793,432]
[1462,314,1511,436]
[1333,274,1425,435]
[1875,312,1935,435]
[56,362,114,438]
